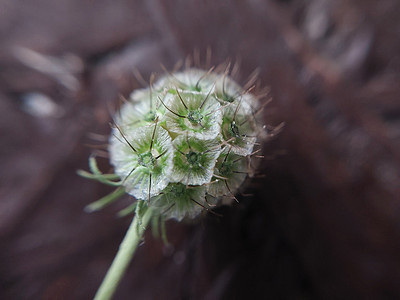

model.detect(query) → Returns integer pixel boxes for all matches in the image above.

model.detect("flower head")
[85,67,263,220]
[80,65,268,300]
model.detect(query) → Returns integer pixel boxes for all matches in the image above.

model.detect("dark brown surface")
[1,0,400,299]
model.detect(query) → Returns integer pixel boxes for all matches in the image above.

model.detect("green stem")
[94,205,153,300]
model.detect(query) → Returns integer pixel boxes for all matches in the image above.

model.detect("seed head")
[85,67,265,220]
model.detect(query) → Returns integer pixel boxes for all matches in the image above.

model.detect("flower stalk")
[94,202,153,300]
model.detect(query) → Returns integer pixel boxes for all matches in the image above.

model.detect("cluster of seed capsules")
[109,68,262,221]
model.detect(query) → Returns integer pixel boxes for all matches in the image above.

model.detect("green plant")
[79,66,264,300]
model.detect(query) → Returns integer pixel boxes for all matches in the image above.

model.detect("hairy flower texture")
[109,123,173,200]
[171,135,220,185]
[116,90,165,129]
[208,150,248,198]
[151,183,207,221]
[221,97,258,156]
[214,73,243,103]
[163,90,222,140]
[103,67,263,220]
[163,68,215,93]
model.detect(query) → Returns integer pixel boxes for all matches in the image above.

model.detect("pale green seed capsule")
[170,135,220,186]
[150,183,207,221]
[163,90,222,140]
[109,123,173,200]
[208,151,248,198]
[221,97,258,156]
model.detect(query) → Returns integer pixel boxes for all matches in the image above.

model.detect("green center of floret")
[220,160,234,176]
[223,94,236,103]
[144,111,156,122]
[170,183,186,196]
[229,121,240,137]
[187,110,203,125]
[186,151,200,165]
[138,152,155,168]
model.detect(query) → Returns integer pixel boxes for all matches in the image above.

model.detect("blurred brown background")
[1,0,400,299]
